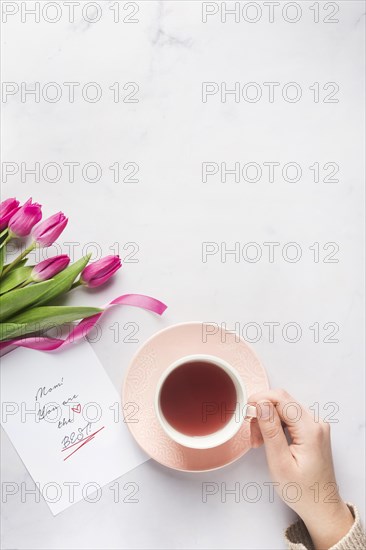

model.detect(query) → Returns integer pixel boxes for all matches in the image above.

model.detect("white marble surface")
[1,1,365,548]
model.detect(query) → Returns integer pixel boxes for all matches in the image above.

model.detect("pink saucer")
[122,322,269,472]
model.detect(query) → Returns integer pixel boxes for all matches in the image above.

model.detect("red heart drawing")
[72,404,81,413]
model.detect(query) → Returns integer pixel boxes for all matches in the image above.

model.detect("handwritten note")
[0,342,148,514]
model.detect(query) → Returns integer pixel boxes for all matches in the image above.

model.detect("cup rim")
[154,354,247,450]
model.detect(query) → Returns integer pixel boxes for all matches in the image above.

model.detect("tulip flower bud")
[8,199,42,237]
[80,255,122,288]
[32,212,68,247]
[31,255,70,282]
[0,198,20,231]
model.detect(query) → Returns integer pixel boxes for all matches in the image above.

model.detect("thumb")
[256,401,291,463]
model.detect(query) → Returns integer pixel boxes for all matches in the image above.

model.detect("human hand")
[248,389,354,550]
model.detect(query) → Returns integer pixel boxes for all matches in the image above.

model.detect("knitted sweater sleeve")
[285,504,366,550]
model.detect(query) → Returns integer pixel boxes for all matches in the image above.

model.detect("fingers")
[255,400,291,460]
[250,418,264,448]
[248,388,314,442]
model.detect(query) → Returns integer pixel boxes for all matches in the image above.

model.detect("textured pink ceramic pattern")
[122,323,269,472]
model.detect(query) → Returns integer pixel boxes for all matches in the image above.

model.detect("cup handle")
[244,404,257,420]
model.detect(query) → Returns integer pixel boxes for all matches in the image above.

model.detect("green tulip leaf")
[0,323,26,341]
[0,266,33,295]
[0,280,54,322]
[1,306,102,341]
[33,254,91,307]
[2,259,28,271]
[9,305,102,324]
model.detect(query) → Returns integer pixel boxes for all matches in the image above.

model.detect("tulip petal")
[0,198,20,231]
[8,202,42,237]
[32,254,70,282]
[81,255,121,288]
[32,212,68,246]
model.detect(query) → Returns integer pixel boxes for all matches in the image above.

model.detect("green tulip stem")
[0,235,11,249]
[18,276,33,288]
[2,241,37,276]
[70,280,83,291]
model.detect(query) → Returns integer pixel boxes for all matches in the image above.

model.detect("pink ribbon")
[0,294,167,352]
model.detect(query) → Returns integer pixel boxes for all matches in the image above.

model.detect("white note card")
[0,342,149,514]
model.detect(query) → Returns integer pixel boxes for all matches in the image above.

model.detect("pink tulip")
[0,198,20,231]
[8,199,42,237]
[32,212,68,247]
[31,255,70,282]
[81,255,122,288]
